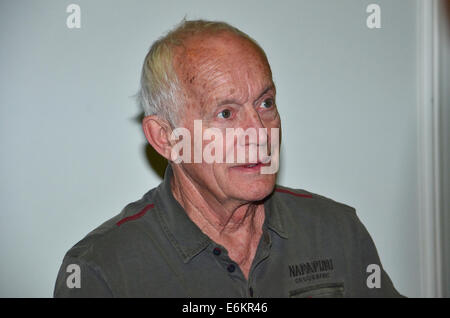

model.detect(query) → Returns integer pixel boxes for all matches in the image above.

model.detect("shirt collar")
[154,164,288,263]
[264,190,289,240]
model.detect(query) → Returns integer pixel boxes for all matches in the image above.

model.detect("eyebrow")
[215,84,275,108]
[253,84,275,105]
[217,98,240,108]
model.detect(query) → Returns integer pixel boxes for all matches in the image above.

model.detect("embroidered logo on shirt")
[288,258,334,284]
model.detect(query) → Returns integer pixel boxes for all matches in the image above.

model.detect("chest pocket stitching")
[289,282,344,298]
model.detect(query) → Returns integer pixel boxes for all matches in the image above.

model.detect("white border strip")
[417,0,443,298]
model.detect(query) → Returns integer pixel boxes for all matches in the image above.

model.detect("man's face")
[172,32,281,205]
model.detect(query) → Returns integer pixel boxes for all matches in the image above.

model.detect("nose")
[238,105,268,147]
[243,105,265,130]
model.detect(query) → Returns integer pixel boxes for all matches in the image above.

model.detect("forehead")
[173,32,273,111]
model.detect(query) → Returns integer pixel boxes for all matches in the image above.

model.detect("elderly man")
[54,20,402,297]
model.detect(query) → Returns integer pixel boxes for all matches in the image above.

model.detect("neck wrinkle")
[170,165,265,237]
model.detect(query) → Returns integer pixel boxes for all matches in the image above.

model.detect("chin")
[233,178,276,202]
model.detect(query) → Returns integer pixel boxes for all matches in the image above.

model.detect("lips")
[231,162,270,172]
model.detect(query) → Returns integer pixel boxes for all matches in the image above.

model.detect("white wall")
[0,0,423,297]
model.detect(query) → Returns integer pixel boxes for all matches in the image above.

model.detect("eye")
[217,109,232,119]
[260,98,274,109]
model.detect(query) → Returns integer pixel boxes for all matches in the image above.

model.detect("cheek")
[260,108,281,125]
[223,132,235,161]
[202,128,237,163]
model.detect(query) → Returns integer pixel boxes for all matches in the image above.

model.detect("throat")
[169,166,266,279]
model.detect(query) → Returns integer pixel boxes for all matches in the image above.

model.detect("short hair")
[136,18,268,126]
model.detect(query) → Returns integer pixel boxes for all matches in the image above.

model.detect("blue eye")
[218,109,232,119]
[261,98,274,109]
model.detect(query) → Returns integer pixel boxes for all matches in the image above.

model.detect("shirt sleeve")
[351,213,406,298]
[53,256,113,298]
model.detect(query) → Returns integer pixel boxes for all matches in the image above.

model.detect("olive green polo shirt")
[54,165,403,297]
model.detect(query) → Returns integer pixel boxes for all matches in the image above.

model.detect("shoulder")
[54,187,165,297]
[62,187,159,265]
[271,184,361,233]
[273,184,357,216]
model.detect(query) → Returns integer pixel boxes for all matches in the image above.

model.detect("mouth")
[230,162,270,172]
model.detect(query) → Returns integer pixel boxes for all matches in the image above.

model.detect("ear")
[142,115,173,161]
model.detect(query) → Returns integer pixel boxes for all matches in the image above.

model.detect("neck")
[170,164,265,239]
[169,164,266,279]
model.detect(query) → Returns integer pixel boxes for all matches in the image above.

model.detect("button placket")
[246,229,272,298]
[212,246,237,274]
[213,247,221,256]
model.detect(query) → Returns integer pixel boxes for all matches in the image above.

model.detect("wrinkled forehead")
[174,31,269,71]
[173,32,273,111]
